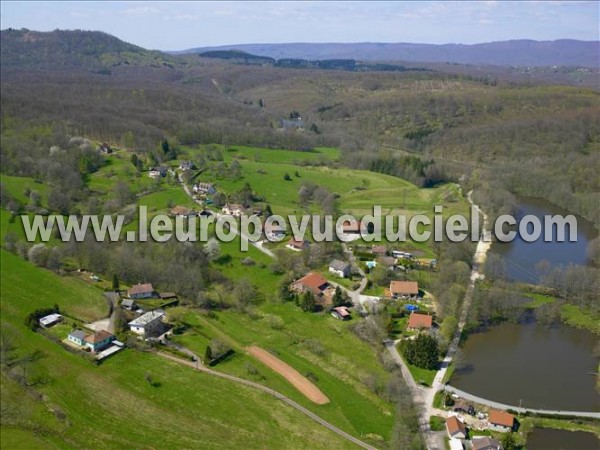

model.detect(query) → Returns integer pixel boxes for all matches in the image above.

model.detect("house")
[372,245,387,257]
[128,309,166,337]
[286,238,310,251]
[222,203,246,216]
[148,166,167,179]
[279,117,304,130]
[378,256,397,269]
[290,272,335,306]
[170,205,196,218]
[39,313,62,328]
[128,283,155,299]
[193,182,216,195]
[446,415,467,440]
[331,306,351,320]
[329,260,351,278]
[471,437,503,450]
[263,223,287,240]
[179,160,194,171]
[84,330,115,353]
[68,330,87,346]
[121,299,136,311]
[389,280,419,299]
[407,312,433,331]
[488,409,515,432]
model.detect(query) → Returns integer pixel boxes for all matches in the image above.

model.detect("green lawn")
[396,343,437,387]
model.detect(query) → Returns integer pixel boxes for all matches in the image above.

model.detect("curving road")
[444,385,600,420]
[157,351,378,450]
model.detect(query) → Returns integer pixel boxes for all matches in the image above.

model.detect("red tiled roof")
[128,283,154,296]
[407,312,433,329]
[84,330,114,344]
[489,409,515,428]
[446,416,466,436]
[390,280,419,295]
[294,272,329,295]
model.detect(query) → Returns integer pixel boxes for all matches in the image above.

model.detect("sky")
[1,1,598,51]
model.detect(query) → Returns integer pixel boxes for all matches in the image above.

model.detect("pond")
[492,196,597,283]
[526,427,599,450]
[450,321,599,411]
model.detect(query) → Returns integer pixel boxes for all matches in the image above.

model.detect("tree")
[204,345,213,364]
[27,243,49,267]
[333,287,346,307]
[263,204,273,218]
[283,173,292,181]
[401,334,439,370]
[500,432,517,450]
[204,238,221,261]
[112,274,120,291]
[161,139,170,155]
[299,291,317,312]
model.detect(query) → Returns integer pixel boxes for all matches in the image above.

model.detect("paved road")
[157,351,378,450]
[444,385,600,419]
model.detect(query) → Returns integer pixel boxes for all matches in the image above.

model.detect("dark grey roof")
[329,259,350,271]
[69,330,87,340]
[122,299,135,307]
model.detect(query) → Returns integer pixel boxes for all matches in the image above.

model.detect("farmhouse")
[68,330,87,346]
[286,238,310,251]
[128,309,166,337]
[328,260,351,278]
[222,203,246,216]
[407,312,433,331]
[39,313,62,328]
[279,117,304,130]
[290,272,334,305]
[389,280,419,299]
[170,205,196,218]
[331,306,351,320]
[471,437,503,450]
[84,330,115,353]
[193,182,216,195]
[488,409,515,432]
[128,283,155,299]
[446,415,467,440]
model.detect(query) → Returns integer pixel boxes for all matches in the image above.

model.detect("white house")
[128,283,155,300]
[128,310,166,337]
[39,313,62,328]
[222,203,246,216]
[328,260,351,278]
[193,182,216,195]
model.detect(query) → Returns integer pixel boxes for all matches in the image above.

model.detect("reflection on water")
[451,322,600,411]
[527,428,599,450]
[492,197,597,283]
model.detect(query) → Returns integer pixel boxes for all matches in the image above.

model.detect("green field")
[0,249,360,449]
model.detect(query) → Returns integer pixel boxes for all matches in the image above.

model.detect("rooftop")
[84,330,114,344]
[489,409,515,428]
[69,330,87,340]
[128,283,154,296]
[329,259,350,271]
[407,312,433,329]
[446,415,466,436]
[39,313,62,326]
[294,272,329,295]
[332,306,350,317]
[129,309,165,327]
[390,280,419,295]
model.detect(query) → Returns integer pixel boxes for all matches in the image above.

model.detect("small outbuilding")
[329,260,351,278]
[331,306,351,320]
[488,409,515,432]
[68,330,87,346]
[39,313,62,328]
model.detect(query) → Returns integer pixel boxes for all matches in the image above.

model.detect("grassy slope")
[0,250,355,449]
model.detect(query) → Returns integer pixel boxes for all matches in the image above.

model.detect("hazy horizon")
[1,1,599,52]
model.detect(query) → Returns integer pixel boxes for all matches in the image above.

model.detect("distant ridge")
[176,40,600,68]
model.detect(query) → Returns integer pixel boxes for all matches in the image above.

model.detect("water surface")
[527,428,599,450]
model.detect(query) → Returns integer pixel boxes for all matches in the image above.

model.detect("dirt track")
[247,346,330,405]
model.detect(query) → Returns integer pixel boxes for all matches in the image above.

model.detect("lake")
[450,321,600,411]
[527,428,599,450]
[492,197,598,283]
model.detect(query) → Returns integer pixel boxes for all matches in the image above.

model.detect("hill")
[0,28,181,72]
[180,39,600,68]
